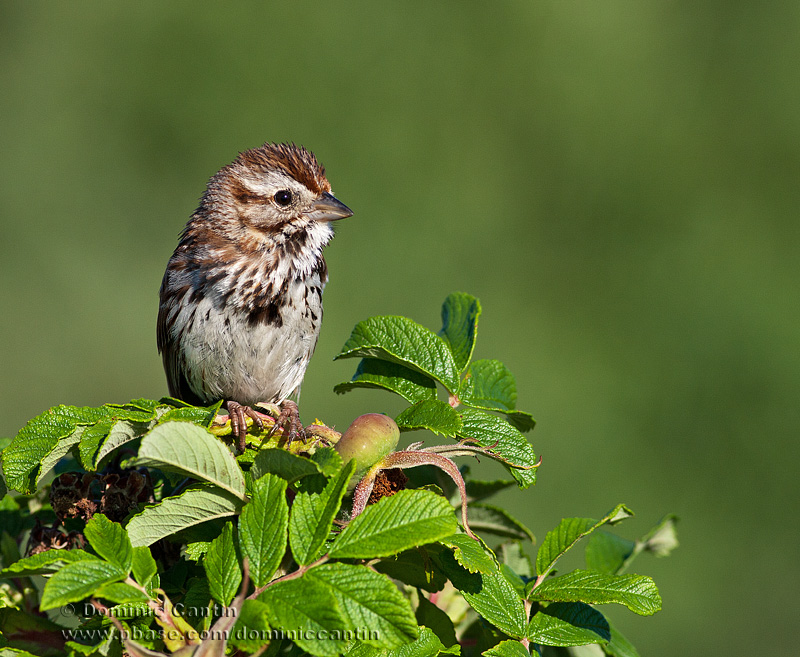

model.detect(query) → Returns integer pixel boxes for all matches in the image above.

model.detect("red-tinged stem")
[380,450,477,540]
[521,599,533,650]
[248,555,329,600]
[88,598,124,634]
[421,441,543,471]
[304,423,342,446]
[531,572,547,591]
[350,464,381,519]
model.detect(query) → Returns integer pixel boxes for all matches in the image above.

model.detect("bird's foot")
[268,400,306,446]
[225,401,265,454]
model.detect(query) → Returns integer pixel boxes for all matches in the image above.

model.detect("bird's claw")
[226,401,264,453]
[268,400,306,446]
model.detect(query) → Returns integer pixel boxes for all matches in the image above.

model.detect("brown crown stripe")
[236,143,330,196]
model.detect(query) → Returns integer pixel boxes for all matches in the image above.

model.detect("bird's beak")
[307,192,353,222]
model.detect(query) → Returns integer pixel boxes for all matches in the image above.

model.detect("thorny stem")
[364,449,478,540]
[347,438,539,540]
[303,423,342,446]
[351,464,381,519]
[421,439,543,470]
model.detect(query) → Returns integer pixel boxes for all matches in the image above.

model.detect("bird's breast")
[178,271,325,405]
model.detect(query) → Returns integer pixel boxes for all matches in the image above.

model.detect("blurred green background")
[2,2,798,654]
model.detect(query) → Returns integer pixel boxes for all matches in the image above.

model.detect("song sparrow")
[157,143,352,451]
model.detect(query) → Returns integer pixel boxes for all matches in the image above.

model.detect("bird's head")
[198,142,352,248]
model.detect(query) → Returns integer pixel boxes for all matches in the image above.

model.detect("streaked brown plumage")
[157,143,352,451]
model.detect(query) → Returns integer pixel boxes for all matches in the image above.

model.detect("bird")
[157,142,353,452]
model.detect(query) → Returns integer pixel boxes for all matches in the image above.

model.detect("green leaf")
[251,448,321,484]
[3,405,116,493]
[535,504,633,578]
[415,593,457,648]
[464,477,517,504]
[504,411,537,433]
[0,548,97,578]
[290,459,355,565]
[0,646,45,657]
[230,598,272,651]
[464,572,528,638]
[528,570,662,616]
[259,577,348,657]
[184,542,211,561]
[343,627,456,657]
[157,399,223,427]
[131,546,158,590]
[94,420,153,468]
[640,514,679,558]
[441,554,527,639]
[482,639,531,657]
[102,402,160,423]
[83,514,133,573]
[238,473,289,587]
[335,358,437,403]
[373,549,448,593]
[336,315,461,393]
[468,504,536,542]
[457,409,538,488]
[36,427,83,487]
[310,446,344,477]
[396,399,463,436]
[400,626,459,657]
[126,485,242,547]
[113,398,160,414]
[500,542,534,579]
[40,559,127,610]
[205,521,241,606]
[441,534,497,574]
[330,490,458,559]
[605,624,643,657]
[11,401,161,486]
[305,562,419,648]
[82,402,163,469]
[0,531,19,570]
[439,292,481,373]
[94,581,151,604]
[587,514,679,578]
[65,630,117,656]
[0,494,22,540]
[130,421,246,500]
[0,608,70,656]
[459,359,516,412]
[526,602,610,647]
[501,565,527,598]
[78,418,115,470]
[182,577,211,617]
[585,532,636,575]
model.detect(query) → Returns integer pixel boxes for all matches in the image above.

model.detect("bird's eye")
[274,190,293,207]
